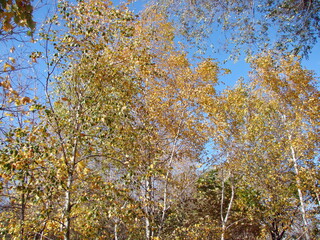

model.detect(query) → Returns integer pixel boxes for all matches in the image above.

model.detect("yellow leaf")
[21,96,31,104]
[4,112,14,117]
[8,57,15,63]
[0,80,11,89]
[3,63,15,71]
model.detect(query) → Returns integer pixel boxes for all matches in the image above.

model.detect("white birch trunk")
[220,172,234,240]
[289,135,310,240]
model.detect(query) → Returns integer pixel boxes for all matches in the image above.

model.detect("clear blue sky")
[26,0,320,94]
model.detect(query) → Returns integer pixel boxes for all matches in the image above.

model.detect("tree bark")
[114,222,118,240]
[145,177,153,240]
[289,135,310,240]
[220,172,234,240]
[64,173,72,240]
[21,191,25,239]
[158,121,182,238]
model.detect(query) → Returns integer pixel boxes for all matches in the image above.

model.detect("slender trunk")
[63,114,79,240]
[316,192,320,206]
[220,177,225,240]
[145,216,151,240]
[221,224,226,240]
[145,177,152,240]
[21,191,25,240]
[289,136,310,240]
[158,121,182,238]
[64,173,72,240]
[220,172,234,240]
[114,222,118,240]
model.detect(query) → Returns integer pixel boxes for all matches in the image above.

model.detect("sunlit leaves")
[0,0,35,33]
[1,0,319,239]
[206,54,319,238]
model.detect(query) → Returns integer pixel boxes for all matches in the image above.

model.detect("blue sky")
[3,0,318,97]
[124,0,320,81]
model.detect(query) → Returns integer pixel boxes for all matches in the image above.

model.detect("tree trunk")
[63,134,78,240]
[158,122,181,238]
[289,137,310,240]
[64,173,72,240]
[220,172,234,240]
[21,191,25,240]
[114,222,118,240]
[145,177,153,240]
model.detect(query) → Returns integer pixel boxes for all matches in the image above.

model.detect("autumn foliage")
[0,0,319,240]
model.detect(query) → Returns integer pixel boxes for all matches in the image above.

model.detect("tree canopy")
[0,0,35,33]
[0,0,319,239]
[150,0,320,58]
